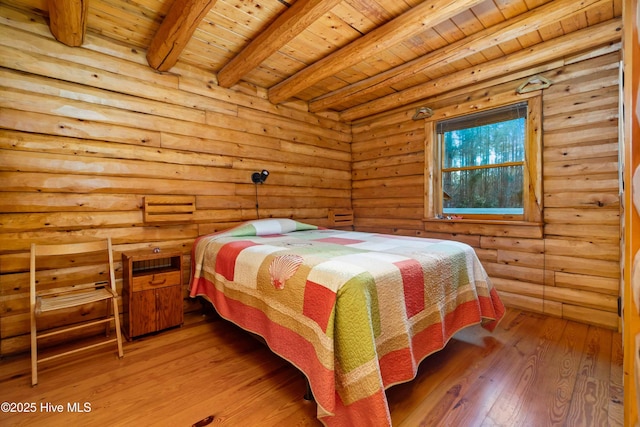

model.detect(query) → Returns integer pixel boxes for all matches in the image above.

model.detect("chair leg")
[111,296,124,358]
[105,299,111,337]
[30,310,37,386]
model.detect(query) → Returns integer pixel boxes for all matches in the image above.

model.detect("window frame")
[424,92,543,224]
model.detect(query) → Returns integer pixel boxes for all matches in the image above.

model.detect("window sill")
[422,218,542,227]
[422,217,543,238]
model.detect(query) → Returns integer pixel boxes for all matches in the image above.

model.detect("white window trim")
[423,91,543,223]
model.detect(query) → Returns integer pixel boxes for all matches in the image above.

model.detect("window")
[424,95,542,223]
[437,102,527,217]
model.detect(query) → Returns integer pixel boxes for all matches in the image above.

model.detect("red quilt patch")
[215,240,258,281]
[394,259,425,318]
[313,237,364,245]
[303,280,336,332]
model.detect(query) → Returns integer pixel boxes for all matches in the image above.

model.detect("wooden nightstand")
[122,249,184,340]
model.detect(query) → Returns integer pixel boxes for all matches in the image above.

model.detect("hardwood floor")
[0,308,623,426]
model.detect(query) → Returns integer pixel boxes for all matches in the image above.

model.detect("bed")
[189,218,505,426]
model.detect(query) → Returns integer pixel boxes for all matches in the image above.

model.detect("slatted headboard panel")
[144,195,196,223]
[328,209,354,229]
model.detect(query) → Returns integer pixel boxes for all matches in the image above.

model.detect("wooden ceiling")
[17,0,623,122]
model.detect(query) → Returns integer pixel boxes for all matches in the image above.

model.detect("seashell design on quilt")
[269,254,303,290]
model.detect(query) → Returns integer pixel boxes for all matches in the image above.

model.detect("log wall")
[352,48,622,329]
[0,6,351,356]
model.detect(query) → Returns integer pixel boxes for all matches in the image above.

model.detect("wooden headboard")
[328,209,354,229]
[144,195,196,223]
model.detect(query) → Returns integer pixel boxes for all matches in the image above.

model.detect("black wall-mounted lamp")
[251,170,269,219]
[251,169,269,184]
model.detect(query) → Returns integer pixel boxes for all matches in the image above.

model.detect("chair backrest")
[30,238,116,301]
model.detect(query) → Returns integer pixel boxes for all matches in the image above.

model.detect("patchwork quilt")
[189,219,505,426]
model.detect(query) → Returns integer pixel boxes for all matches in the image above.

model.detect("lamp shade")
[251,170,269,184]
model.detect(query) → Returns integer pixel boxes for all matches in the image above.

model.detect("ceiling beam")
[340,18,622,122]
[47,0,88,47]
[267,0,485,105]
[309,0,606,113]
[217,0,342,88]
[146,0,217,72]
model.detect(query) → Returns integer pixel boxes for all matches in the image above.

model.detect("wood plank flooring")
[0,308,623,426]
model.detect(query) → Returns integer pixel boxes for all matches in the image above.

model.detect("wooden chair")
[328,209,354,230]
[30,238,123,386]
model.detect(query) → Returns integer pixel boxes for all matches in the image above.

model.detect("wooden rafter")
[309,0,606,113]
[217,0,342,89]
[267,0,485,105]
[146,0,217,72]
[340,18,622,122]
[47,0,88,47]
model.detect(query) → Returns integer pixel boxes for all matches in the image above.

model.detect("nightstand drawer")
[132,270,181,292]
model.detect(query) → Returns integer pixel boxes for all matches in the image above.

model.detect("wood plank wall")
[352,47,622,330]
[0,5,351,356]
